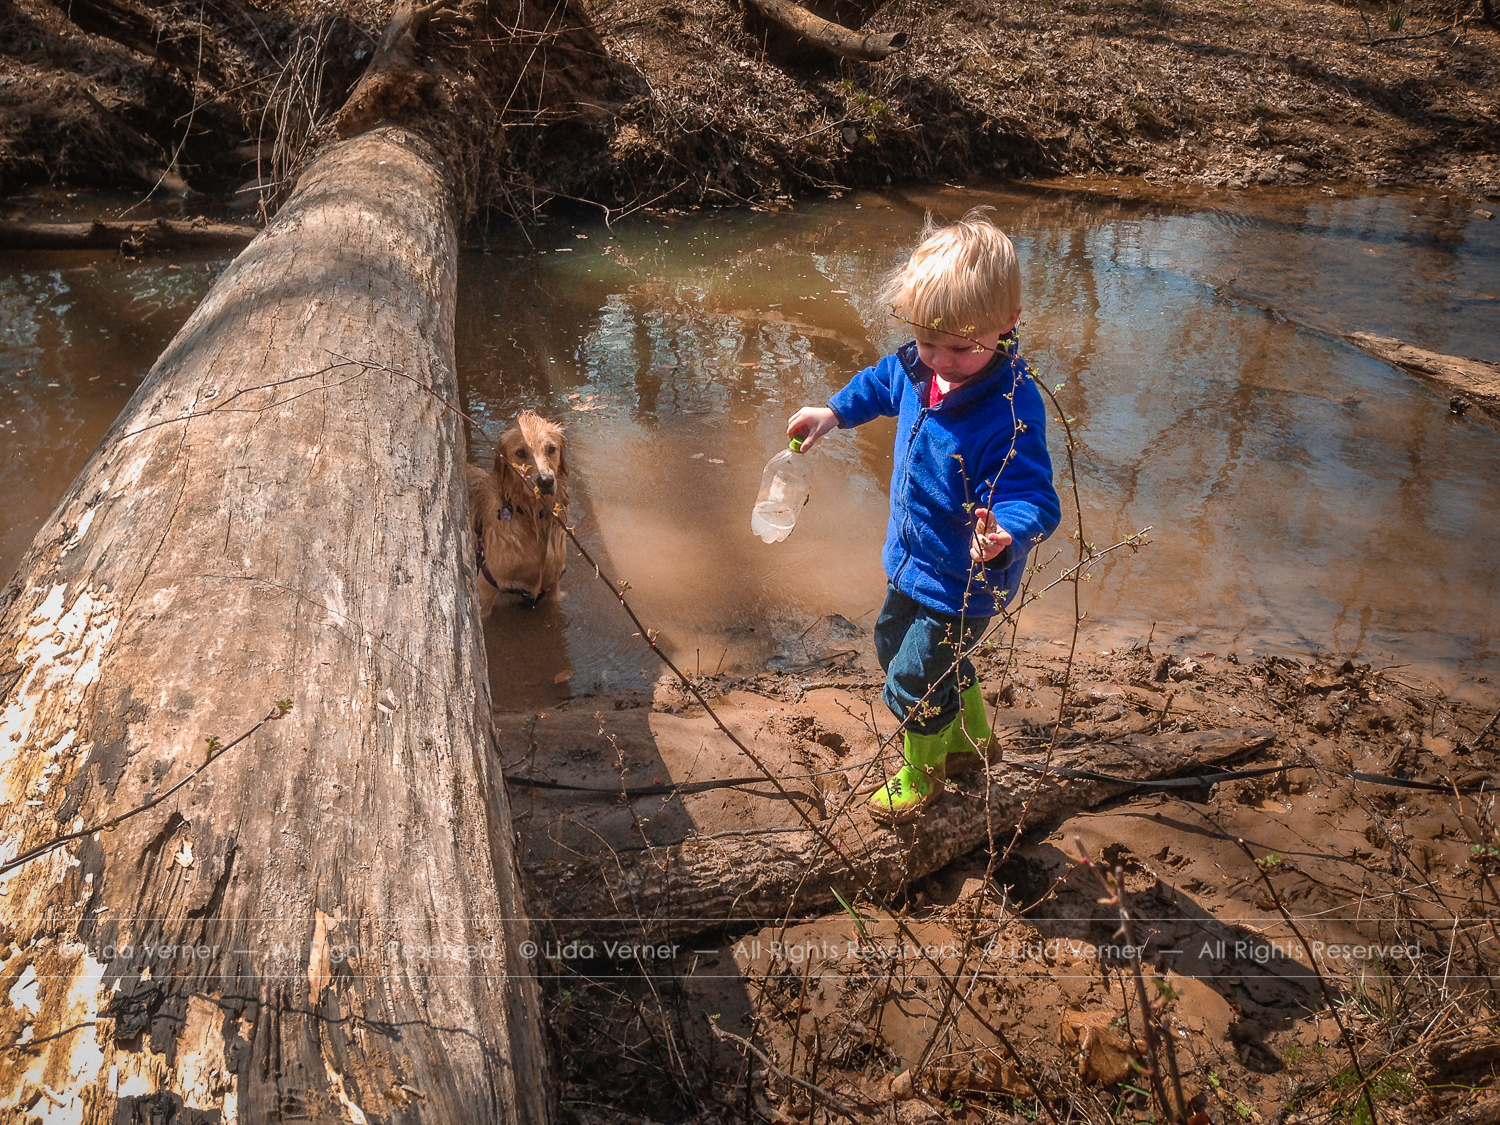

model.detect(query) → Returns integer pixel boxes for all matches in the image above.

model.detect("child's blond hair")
[880,207,1021,340]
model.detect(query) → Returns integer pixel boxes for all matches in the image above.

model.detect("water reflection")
[4,186,1497,700]
[457,188,1499,697]
[0,254,224,570]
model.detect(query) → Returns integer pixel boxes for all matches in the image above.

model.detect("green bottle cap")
[789,436,805,452]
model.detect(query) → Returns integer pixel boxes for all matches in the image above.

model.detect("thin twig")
[1076,841,1188,1123]
[710,1020,863,1119]
[1468,704,1500,749]
[0,701,292,877]
[1234,837,1379,1125]
[1364,14,1479,43]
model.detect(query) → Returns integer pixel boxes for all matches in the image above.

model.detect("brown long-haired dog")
[466,410,570,614]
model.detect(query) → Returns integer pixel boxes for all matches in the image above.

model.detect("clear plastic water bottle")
[751,436,811,544]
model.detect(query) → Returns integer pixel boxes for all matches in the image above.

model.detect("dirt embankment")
[1,0,1496,216]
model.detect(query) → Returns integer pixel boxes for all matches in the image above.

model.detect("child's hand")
[787,406,839,450]
[970,507,1013,563]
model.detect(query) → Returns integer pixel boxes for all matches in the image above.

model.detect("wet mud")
[518,635,1500,1125]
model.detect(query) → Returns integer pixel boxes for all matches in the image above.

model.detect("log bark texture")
[0,126,550,1124]
[1347,332,1500,428]
[520,727,1273,942]
[745,0,908,60]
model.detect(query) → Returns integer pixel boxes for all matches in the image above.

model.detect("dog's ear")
[555,427,568,479]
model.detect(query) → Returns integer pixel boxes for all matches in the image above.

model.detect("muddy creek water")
[4,185,1498,705]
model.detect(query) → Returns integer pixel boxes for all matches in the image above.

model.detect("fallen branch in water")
[1346,333,1500,428]
[0,218,259,253]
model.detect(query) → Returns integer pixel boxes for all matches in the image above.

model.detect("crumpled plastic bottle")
[751,436,811,544]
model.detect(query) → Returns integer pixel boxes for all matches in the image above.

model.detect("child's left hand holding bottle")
[970,507,1013,563]
[787,406,839,450]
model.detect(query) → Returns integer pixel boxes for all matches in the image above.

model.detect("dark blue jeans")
[874,586,990,736]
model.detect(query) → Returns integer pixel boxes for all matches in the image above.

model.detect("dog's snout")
[537,474,556,495]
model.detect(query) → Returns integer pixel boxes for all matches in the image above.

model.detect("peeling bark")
[0,125,549,1124]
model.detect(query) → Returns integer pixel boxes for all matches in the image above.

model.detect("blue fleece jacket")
[827,336,1060,618]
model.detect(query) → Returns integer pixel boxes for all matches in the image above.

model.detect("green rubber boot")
[869,723,952,826]
[942,683,993,778]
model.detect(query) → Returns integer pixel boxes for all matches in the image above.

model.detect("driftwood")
[745,0,908,60]
[518,725,1273,942]
[1347,332,1500,428]
[0,126,549,1123]
[0,218,259,253]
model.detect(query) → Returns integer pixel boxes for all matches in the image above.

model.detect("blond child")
[788,209,1060,824]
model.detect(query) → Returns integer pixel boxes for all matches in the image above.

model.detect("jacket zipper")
[892,403,930,588]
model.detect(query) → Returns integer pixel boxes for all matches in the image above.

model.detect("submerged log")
[518,723,1273,942]
[0,125,550,1123]
[745,0,908,60]
[0,218,258,253]
[1347,332,1500,428]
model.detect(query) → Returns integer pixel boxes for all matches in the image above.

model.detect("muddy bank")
[502,632,1500,1124]
[2,0,1496,218]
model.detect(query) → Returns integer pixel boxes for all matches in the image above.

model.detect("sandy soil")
[504,629,1500,1124]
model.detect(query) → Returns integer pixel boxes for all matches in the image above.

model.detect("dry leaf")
[1060,1010,1144,1086]
[174,841,194,868]
[553,671,574,683]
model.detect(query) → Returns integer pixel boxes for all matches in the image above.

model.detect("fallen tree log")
[516,721,1273,942]
[0,125,550,1123]
[1347,332,1500,428]
[0,218,259,253]
[745,0,908,60]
